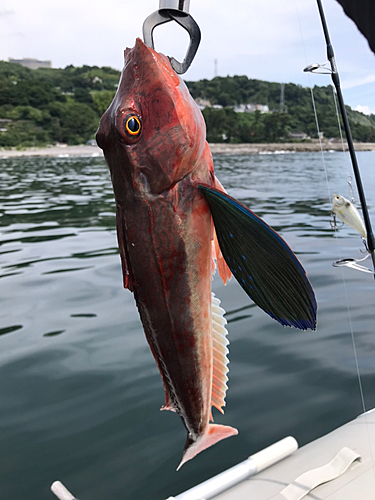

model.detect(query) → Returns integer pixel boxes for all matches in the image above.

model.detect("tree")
[49,101,99,144]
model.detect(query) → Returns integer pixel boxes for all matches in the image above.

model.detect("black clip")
[142,1,201,74]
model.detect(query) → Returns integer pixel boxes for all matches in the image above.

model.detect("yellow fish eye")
[124,115,141,136]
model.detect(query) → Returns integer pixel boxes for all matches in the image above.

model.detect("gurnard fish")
[96,38,317,469]
[332,193,367,239]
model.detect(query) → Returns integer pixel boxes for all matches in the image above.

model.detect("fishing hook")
[330,212,344,230]
[361,236,369,253]
[142,0,201,74]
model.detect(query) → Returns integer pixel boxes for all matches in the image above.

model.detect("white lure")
[332,194,367,239]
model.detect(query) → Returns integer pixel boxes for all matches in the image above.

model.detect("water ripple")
[1,152,375,500]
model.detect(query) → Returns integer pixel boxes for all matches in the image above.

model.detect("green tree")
[49,101,99,144]
[91,90,116,116]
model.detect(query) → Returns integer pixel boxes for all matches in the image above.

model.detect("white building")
[8,58,52,70]
[233,103,270,113]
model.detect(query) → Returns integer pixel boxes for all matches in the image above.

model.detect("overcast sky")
[1,0,375,113]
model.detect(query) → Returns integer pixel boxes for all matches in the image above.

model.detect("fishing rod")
[305,0,375,276]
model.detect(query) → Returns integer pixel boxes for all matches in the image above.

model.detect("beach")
[1,141,375,159]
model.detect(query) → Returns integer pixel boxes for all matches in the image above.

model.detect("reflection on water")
[1,152,375,500]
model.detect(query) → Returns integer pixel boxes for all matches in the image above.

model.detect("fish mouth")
[124,37,152,60]
[123,37,180,85]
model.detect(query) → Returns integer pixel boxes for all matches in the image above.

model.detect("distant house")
[195,98,212,110]
[92,76,103,84]
[233,103,269,113]
[289,131,309,140]
[0,119,12,133]
[194,99,269,113]
[8,58,52,70]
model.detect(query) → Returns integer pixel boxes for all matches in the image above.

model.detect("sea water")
[1,151,375,500]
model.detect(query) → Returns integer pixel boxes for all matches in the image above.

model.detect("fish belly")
[337,205,366,238]
[123,193,213,438]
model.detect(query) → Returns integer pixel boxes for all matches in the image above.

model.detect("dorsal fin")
[211,293,230,414]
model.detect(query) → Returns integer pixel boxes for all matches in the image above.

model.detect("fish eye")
[124,115,141,137]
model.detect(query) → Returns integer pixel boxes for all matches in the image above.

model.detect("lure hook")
[361,236,370,254]
[330,212,343,230]
[142,0,201,74]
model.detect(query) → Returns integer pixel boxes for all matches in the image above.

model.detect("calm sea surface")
[1,151,375,500]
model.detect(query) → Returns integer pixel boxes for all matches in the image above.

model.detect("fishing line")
[331,86,345,151]
[322,20,375,478]
[325,91,368,418]
[301,2,375,479]
[294,3,331,202]
[295,0,369,421]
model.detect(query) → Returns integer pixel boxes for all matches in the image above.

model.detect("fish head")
[96,38,207,199]
[332,193,346,211]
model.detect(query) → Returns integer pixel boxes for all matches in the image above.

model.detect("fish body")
[332,194,366,238]
[96,38,236,468]
[97,38,316,469]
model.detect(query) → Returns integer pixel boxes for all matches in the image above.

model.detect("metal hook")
[142,0,201,74]
[330,212,342,230]
[330,212,336,230]
[361,236,370,253]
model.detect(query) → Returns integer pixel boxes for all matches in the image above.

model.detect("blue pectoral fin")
[198,185,317,330]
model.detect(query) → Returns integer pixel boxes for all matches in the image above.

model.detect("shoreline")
[1,141,375,159]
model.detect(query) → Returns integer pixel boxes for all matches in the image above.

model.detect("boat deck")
[214,409,375,499]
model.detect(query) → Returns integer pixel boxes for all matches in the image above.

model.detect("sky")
[1,0,375,113]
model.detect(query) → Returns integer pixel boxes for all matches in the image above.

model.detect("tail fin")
[177,424,238,470]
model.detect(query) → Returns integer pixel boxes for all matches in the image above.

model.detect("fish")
[332,193,366,239]
[96,38,317,469]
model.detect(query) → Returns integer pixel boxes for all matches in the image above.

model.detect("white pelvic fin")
[211,292,230,414]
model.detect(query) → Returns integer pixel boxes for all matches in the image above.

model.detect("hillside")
[0,61,119,147]
[186,76,375,143]
[0,60,374,148]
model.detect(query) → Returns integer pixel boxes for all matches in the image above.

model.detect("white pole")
[166,436,298,500]
[51,481,76,500]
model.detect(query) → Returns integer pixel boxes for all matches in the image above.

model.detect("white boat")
[51,408,375,500]
[166,408,375,500]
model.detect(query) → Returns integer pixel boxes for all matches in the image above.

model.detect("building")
[233,103,270,113]
[195,98,212,110]
[8,58,52,70]
[288,131,309,140]
[0,119,11,133]
[194,99,270,113]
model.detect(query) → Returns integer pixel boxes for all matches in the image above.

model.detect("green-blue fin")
[198,185,317,330]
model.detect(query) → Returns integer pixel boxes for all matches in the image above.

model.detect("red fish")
[96,38,316,469]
